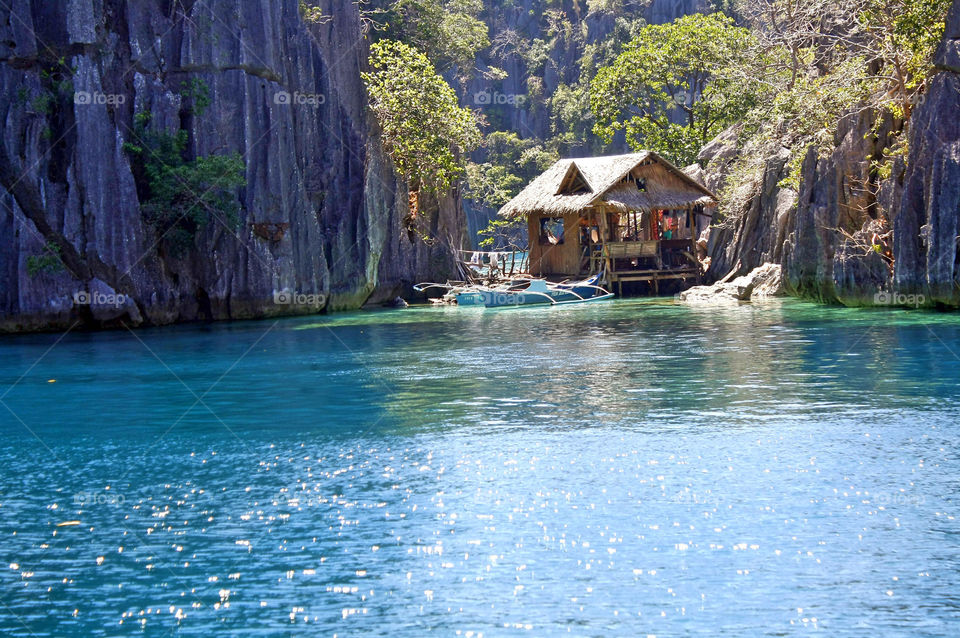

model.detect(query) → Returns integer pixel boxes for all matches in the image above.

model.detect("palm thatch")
[498,151,717,218]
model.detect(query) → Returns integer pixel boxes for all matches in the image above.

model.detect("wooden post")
[689,205,697,245]
[598,205,612,288]
[690,205,702,283]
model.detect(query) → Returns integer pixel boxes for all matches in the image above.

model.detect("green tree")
[369,0,489,74]
[465,131,559,211]
[726,0,952,194]
[859,0,953,118]
[476,216,527,249]
[363,40,482,193]
[465,162,524,209]
[439,0,491,71]
[590,13,758,165]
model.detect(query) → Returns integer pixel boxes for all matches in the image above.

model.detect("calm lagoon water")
[1,298,959,636]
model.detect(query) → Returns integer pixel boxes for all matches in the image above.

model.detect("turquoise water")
[2,299,960,636]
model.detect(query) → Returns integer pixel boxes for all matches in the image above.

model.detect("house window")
[539,217,565,245]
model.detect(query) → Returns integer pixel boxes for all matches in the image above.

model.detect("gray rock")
[935,0,960,72]
[0,0,466,332]
[893,70,960,307]
[66,0,99,45]
[703,141,795,281]
[678,263,783,304]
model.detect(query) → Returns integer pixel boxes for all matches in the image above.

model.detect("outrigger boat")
[412,280,517,306]
[414,273,614,308]
[479,273,613,307]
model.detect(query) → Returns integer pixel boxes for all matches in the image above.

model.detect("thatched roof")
[498,151,717,218]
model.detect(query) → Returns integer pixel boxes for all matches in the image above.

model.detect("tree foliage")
[368,0,490,75]
[465,131,559,209]
[735,0,951,119]
[363,40,482,193]
[591,12,759,165]
[711,0,952,224]
[465,162,524,209]
[859,0,953,117]
[730,0,952,183]
[476,216,527,249]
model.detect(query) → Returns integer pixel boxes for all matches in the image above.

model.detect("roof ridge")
[497,150,716,218]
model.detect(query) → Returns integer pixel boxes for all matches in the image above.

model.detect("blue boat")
[480,273,613,308]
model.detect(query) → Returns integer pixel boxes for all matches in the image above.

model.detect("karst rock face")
[0,0,464,332]
[701,0,960,309]
[891,1,960,307]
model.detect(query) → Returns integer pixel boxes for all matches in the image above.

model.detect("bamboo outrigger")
[497,151,718,296]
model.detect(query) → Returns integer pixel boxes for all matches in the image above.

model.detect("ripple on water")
[1,300,959,635]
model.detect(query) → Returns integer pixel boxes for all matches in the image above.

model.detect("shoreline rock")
[677,263,784,304]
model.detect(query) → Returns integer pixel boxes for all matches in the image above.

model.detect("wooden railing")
[602,241,662,272]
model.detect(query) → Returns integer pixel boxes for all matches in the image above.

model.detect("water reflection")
[1,299,959,635]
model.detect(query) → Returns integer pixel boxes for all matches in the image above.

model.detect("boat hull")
[480,279,613,308]
[454,291,484,305]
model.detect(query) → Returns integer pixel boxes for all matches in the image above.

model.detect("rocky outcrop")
[0,0,464,332]
[677,262,783,304]
[891,2,960,307]
[701,0,960,309]
[779,108,901,304]
[700,133,796,280]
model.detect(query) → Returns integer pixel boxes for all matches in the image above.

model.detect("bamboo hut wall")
[526,213,582,276]
[527,215,543,276]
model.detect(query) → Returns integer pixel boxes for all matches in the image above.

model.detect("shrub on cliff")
[123,112,246,255]
[716,0,952,224]
[365,0,490,77]
[363,39,482,194]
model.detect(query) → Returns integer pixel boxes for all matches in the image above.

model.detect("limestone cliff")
[891,3,960,307]
[701,0,960,309]
[0,0,464,332]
